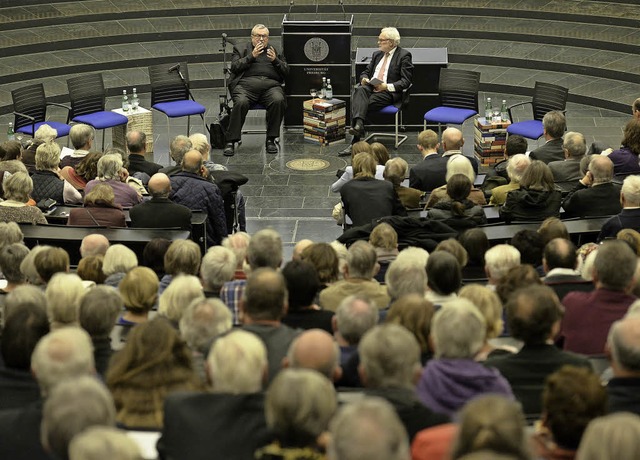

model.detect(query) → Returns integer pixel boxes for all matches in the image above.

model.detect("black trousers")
[227,76,286,142]
[351,85,395,126]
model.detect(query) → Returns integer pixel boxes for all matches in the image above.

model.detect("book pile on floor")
[474,117,510,165]
[303,98,347,145]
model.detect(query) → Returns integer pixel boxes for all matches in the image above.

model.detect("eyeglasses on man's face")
[252,34,269,39]
[377,38,390,43]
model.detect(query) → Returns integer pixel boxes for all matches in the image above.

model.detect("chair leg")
[187,115,191,135]
[394,110,399,148]
[101,129,105,151]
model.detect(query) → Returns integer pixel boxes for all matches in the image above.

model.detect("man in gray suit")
[548,131,586,191]
[529,111,566,164]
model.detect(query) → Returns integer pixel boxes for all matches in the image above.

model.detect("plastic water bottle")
[122,90,130,112]
[7,122,14,141]
[320,77,327,99]
[131,87,139,111]
[326,79,333,99]
[484,98,492,122]
[500,100,509,122]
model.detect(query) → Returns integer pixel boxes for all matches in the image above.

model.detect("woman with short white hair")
[31,141,82,205]
[0,172,47,225]
[84,154,142,208]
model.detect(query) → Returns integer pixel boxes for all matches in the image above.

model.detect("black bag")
[210,111,230,150]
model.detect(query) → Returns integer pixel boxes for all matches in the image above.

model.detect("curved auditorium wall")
[0,0,638,115]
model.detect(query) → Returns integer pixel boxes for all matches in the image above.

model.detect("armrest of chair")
[13,111,35,121]
[47,102,71,112]
[507,101,532,123]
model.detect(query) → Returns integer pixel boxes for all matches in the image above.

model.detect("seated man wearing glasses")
[341,27,413,156]
[224,24,289,157]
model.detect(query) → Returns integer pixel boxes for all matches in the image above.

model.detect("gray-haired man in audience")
[607,313,640,415]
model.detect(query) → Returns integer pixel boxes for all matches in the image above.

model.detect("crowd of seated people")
[2,219,640,459]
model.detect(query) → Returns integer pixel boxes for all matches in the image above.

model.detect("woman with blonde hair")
[340,152,406,228]
[112,266,159,350]
[67,183,127,227]
[31,140,82,205]
[383,157,424,209]
[577,413,640,460]
[451,395,530,460]
[426,155,486,208]
[106,317,203,429]
[331,141,385,192]
[459,284,516,361]
[0,172,47,225]
[158,275,204,326]
[102,244,138,288]
[500,160,562,223]
[386,294,435,364]
[45,273,87,329]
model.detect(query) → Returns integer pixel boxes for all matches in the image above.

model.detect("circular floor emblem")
[304,37,330,62]
[286,158,330,171]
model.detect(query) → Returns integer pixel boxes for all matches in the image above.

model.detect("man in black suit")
[409,129,447,192]
[125,130,162,179]
[529,111,566,164]
[129,173,191,230]
[485,285,591,418]
[224,24,289,156]
[542,238,593,301]
[340,27,413,155]
[548,131,586,192]
[562,155,622,218]
[157,329,273,460]
[598,174,640,241]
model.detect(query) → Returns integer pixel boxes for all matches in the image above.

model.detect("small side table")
[111,107,154,153]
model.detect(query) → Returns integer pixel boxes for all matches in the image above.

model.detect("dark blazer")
[562,182,622,218]
[0,367,40,411]
[0,401,49,460]
[548,158,581,183]
[409,154,449,192]
[67,205,127,227]
[607,377,640,416]
[363,387,449,442]
[157,392,272,460]
[485,344,590,417]
[229,42,289,93]
[360,47,413,103]
[341,177,407,228]
[129,197,192,230]
[598,207,640,242]
[529,138,564,164]
[127,154,163,177]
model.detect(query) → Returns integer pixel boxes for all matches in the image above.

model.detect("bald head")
[442,127,464,151]
[293,239,314,261]
[181,150,204,174]
[80,234,109,258]
[589,155,614,184]
[148,173,171,198]
[286,329,341,381]
[125,130,146,155]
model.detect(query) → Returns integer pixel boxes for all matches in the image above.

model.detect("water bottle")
[122,90,130,112]
[131,87,139,111]
[500,100,509,122]
[325,79,333,99]
[484,98,492,122]
[320,77,327,99]
[7,122,14,141]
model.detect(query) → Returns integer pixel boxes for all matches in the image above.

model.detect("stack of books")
[303,98,347,145]
[473,117,511,165]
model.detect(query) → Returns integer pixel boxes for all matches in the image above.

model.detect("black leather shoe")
[223,142,235,157]
[266,139,278,154]
[338,145,352,157]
